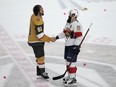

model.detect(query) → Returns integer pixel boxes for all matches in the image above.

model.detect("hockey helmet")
[69,9,79,17]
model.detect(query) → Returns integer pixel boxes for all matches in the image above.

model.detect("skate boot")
[36,66,49,80]
[63,76,70,83]
[64,78,77,87]
[40,72,49,80]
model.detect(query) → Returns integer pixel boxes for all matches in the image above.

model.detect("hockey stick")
[53,23,93,80]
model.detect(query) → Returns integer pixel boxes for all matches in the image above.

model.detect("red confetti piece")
[83,63,86,66]
[3,76,6,79]
[64,13,66,15]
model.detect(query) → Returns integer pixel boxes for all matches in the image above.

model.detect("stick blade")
[52,74,65,80]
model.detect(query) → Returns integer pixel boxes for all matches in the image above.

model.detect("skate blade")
[37,76,49,81]
[64,83,77,87]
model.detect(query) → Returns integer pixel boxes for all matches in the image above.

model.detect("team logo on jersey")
[77,26,81,31]
[37,27,43,32]
[36,18,40,22]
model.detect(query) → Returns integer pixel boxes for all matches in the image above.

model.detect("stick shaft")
[79,23,92,47]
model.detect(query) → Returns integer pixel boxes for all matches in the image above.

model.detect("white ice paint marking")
[0,55,10,59]
[46,55,116,70]
[46,63,110,87]
[77,67,110,87]
[0,26,40,87]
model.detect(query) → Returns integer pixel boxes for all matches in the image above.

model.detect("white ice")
[0,0,116,87]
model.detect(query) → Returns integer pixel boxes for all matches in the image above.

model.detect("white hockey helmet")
[69,9,79,17]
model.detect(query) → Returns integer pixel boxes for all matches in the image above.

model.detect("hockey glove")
[72,45,80,54]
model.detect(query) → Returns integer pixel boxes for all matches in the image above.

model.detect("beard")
[41,12,44,16]
[39,11,44,16]
[67,16,72,23]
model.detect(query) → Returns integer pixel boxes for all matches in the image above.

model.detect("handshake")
[50,37,57,42]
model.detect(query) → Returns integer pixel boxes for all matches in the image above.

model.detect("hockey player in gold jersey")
[28,4,53,80]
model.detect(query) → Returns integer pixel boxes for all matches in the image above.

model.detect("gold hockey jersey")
[28,14,51,43]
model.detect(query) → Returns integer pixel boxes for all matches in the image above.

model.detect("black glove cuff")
[55,36,59,39]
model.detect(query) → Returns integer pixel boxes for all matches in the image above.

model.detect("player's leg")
[63,46,70,83]
[32,45,49,80]
[64,46,78,86]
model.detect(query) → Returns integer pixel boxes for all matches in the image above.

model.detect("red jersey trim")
[75,32,82,38]
[68,67,77,73]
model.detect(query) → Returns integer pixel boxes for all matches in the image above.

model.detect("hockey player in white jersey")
[53,9,83,86]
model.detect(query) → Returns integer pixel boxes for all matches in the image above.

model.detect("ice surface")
[0,0,116,87]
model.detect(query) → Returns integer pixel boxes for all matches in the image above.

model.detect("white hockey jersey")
[57,21,83,46]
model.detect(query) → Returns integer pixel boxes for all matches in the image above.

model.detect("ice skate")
[63,76,70,83]
[40,72,49,79]
[64,78,77,87]
[37,72,49,80]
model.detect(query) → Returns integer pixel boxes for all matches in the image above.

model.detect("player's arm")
[74,26,82,38]
[55,24,70,40]
[35,25,52,42]
[55,29,66,40]
[38,34,52,42]
[73,25,83,46]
